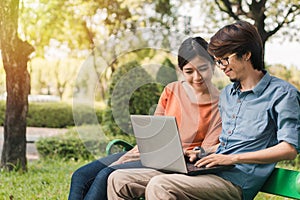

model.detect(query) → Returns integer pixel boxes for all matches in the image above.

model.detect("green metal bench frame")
[106,139,300,199]
[106,139,134,155]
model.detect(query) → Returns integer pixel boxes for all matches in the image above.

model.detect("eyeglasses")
[214,53,236,67]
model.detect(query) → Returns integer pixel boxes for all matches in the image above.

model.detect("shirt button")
[232,114,236,118]
[227,130,232,134]
[237,99,241,103]
[221,142,225,146]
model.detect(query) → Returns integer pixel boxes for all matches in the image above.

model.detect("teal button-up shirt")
[216,71,300,200]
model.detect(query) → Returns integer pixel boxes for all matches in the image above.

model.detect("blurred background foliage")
[1,0,298,101]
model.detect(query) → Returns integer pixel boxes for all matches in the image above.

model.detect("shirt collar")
[252,70,270,96]
[230,82,240,95]
[230,70,271,96]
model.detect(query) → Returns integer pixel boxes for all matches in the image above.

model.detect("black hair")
[208,20,264,70]
[178,37,214,70]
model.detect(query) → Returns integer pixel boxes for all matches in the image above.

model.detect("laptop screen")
[130,115,188,173]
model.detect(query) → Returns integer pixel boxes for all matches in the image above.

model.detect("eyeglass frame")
[214,53,237,67]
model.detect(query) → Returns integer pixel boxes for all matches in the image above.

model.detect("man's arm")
[195,141,297,168]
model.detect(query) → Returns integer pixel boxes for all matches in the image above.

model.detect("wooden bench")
[106,139,300,199]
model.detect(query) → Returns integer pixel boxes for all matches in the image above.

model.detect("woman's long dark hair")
[178,37,214,70]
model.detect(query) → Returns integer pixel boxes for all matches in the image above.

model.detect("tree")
[0,65,5,94]
[203,0,299,64]
[0,0,34,171]
[52,60,78,100]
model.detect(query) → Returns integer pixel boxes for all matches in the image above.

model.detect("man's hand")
[194,154,237,168]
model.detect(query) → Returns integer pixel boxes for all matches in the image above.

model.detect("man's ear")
[243,52,251,61]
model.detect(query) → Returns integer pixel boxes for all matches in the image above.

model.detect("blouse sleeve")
[201,101,222,148]
[154,87,169,116]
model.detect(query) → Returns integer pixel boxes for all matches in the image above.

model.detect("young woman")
[68,36,221,200]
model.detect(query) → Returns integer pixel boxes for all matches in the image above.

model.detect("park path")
[0,126,68,161]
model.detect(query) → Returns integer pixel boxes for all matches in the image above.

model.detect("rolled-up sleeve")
[275,88,300,151]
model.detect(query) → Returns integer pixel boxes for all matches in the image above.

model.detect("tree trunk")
[1,38,33,171]
[0,0,34,171]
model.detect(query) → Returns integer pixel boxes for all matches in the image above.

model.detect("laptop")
[130,115,234,176]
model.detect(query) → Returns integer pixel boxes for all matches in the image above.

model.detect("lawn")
[0,159,89,200]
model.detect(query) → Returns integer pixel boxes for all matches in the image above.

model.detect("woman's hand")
[184,149,200,163]
[110,145,140,166]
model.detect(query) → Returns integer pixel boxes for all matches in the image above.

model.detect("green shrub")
[27,102,74,128]
[36,137,97,161]
[0,101,103,128]
[72,103,103,126]
[0,101,5,125]
[102,61,161,136]
[156,58,178,86]
[36,126,136,161]
[278,154,300,169]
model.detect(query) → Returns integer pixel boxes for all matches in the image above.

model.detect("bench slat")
[260,167,300,199]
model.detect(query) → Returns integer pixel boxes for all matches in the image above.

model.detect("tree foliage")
[212,0,299,43]
[18,0,177,101]
[19,0,95,55]
[19,0,177,55]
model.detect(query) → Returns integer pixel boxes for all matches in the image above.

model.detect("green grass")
[0,159,89,200]
[255,192,288,200]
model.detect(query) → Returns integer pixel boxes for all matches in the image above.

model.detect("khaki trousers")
[107,168,242,200]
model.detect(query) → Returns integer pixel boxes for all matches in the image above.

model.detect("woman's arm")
[110,145,140,166]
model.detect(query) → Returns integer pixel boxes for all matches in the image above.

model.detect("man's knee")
[148,174,165,187]
[108,170,123,191]
[146,175,176,200]
[147,174,175,189]
[108,170,146,199]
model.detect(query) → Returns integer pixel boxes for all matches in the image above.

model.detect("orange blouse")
[154,81,221,151]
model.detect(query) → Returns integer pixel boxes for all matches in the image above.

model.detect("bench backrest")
[260,167,300,198]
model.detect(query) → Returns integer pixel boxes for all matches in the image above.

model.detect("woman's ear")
[211,63,216,73]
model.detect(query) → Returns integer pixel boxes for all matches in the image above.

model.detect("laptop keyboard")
[187,163,206,171]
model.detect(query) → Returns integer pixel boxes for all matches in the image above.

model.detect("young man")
[107,21,299,200]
